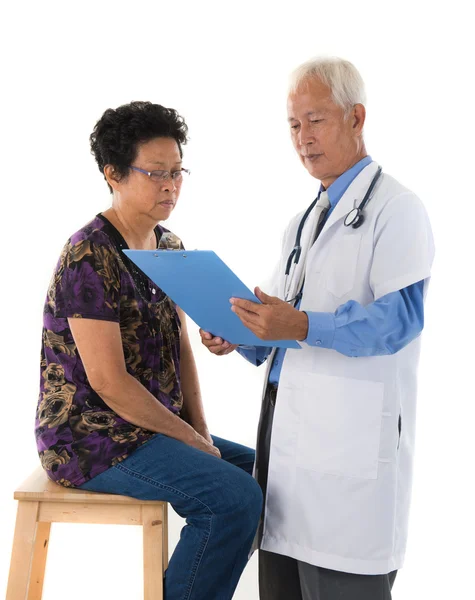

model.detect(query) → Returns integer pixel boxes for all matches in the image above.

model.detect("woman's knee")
[232,476,263,540]
[212,465,261,517]
[248,478,264,527]
[232,471,263,522]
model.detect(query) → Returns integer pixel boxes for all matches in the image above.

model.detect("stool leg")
[27,521,51,600]
[162,503,169,571]
[6,501,40,600]
[142,505,164,600]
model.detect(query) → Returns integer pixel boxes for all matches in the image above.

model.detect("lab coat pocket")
[296,373,384,480]
[323,231,362,298]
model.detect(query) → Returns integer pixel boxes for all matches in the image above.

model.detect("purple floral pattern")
[36,216,184,487]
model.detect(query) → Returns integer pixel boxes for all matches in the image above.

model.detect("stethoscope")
[284,166,383,303]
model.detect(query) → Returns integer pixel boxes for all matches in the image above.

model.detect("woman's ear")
[103,165,122,192]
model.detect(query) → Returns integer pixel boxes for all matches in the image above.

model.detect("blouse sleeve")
[50,238,121,322]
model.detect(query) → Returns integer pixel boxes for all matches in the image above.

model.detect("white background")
[1,1,473,598]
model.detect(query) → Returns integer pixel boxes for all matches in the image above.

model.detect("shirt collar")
[320,155,373,211]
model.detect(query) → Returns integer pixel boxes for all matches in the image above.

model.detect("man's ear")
[104,164,122,192]
[352,103,366,135]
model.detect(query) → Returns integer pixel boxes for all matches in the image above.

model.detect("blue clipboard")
[123,249,301,349]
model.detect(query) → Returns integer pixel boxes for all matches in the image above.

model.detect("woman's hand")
[192,421,214,445]
[199,329,238,355]
[187,428,221,458]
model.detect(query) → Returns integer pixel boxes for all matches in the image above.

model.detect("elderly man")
[201,56,434,600]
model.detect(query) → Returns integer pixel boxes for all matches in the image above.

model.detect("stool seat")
[14,467,157,504]
[7,467,168,600]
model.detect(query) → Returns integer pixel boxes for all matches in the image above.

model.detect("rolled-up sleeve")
[304,281,424,357]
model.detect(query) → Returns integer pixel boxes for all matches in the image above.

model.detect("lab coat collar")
[316,161,381,244]
[325,155,373,212]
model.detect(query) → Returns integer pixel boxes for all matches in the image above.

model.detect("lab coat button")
[315,340,322,345]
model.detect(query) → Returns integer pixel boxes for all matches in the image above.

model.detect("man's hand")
[199,330,238,355]
[230,287,309,341]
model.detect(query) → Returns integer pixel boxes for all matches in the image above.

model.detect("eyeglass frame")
[130,165,190,182]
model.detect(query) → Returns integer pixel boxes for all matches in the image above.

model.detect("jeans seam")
[115,463,216,515]
[183,513,212,600]
[114,463,214,600]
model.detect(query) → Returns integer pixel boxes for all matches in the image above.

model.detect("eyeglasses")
[130,166,190,183]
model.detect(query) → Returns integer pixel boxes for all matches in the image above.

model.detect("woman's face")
[110,137,184,223]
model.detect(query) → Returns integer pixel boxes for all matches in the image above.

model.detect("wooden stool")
[6,467,169,600]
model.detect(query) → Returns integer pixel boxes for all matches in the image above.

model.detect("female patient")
[35,101,262,600]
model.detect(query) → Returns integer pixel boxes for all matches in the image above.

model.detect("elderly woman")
[35,101,262,600]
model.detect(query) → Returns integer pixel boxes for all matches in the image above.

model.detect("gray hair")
[289,56,366,115]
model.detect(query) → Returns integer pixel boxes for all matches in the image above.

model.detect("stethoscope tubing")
[284,166,383,301]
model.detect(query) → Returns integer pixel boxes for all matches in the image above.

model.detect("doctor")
[201,56,434,600]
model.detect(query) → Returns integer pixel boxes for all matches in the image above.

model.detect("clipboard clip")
[153,251,187,258]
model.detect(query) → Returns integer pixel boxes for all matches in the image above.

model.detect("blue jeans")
[80,434,262,600]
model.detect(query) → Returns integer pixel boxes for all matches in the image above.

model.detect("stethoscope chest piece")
[344,165,382,229]
[284,164,382,301]
[344,207,365,228]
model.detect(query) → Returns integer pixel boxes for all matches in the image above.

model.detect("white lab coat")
[258,161,435,575]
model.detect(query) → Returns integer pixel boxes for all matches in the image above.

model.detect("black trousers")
[255,384,398,600]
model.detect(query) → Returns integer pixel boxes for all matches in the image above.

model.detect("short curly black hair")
[90,101,189,193]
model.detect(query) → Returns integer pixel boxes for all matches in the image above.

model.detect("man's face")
[287,77,365,187]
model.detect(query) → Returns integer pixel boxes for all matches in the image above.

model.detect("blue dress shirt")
[237,157,425,378]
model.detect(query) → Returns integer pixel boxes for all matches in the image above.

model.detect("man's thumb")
[255,286,279,304]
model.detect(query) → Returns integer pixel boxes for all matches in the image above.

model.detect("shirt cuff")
[236,345,271,366]
[303,311,336,348]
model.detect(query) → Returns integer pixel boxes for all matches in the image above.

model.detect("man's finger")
[232,305,260,324]
[230,297,262,314]
[209,345,226,354]
[233,311,262,334]
[216,346,234,355]
[200,330,229,347]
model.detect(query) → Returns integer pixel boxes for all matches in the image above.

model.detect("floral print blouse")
[35,215,184,487]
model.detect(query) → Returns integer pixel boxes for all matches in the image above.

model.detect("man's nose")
[298,123,314,147]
